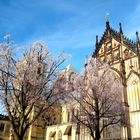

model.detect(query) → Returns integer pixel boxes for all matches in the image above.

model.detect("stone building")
[45,65,79,140]
[26,103,61,140]
[46,19,140,140]
[92,19,140,140]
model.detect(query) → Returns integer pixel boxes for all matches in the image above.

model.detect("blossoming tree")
[0,37,66,140]
[71,58,123,140]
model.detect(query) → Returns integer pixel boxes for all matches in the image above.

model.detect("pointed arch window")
[127,73,140,111]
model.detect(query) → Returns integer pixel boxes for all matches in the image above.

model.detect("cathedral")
[45,19,140,140]
[93,19,140,140]
[1,19,140,140]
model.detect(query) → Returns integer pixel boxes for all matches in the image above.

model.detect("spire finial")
[119,22,123,34]
[84,55,88,67]
[136,31,139,42]
[106,13,110,29]
[136,31,140,54]
[106,13,109,22]
[96,35,98,46]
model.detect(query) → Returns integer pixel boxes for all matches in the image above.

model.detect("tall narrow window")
[58,130,62,140]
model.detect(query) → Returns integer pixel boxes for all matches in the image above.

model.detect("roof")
[93,21,138,57]
[0,114,9,121]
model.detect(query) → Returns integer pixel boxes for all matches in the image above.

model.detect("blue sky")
[0,0,140,71]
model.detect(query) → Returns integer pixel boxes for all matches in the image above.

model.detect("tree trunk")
[95,120,101,140]
[19,137,24,140]
[90,129,101,140]
[95,100,101,140]
[91,132,95,140]
[14,132,25,140]
[15,136,24,140]
[95,129,101,140]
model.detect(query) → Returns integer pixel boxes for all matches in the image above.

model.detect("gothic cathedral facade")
[93,20,140,140]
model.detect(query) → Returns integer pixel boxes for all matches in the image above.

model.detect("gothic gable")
[93,21,139,64]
